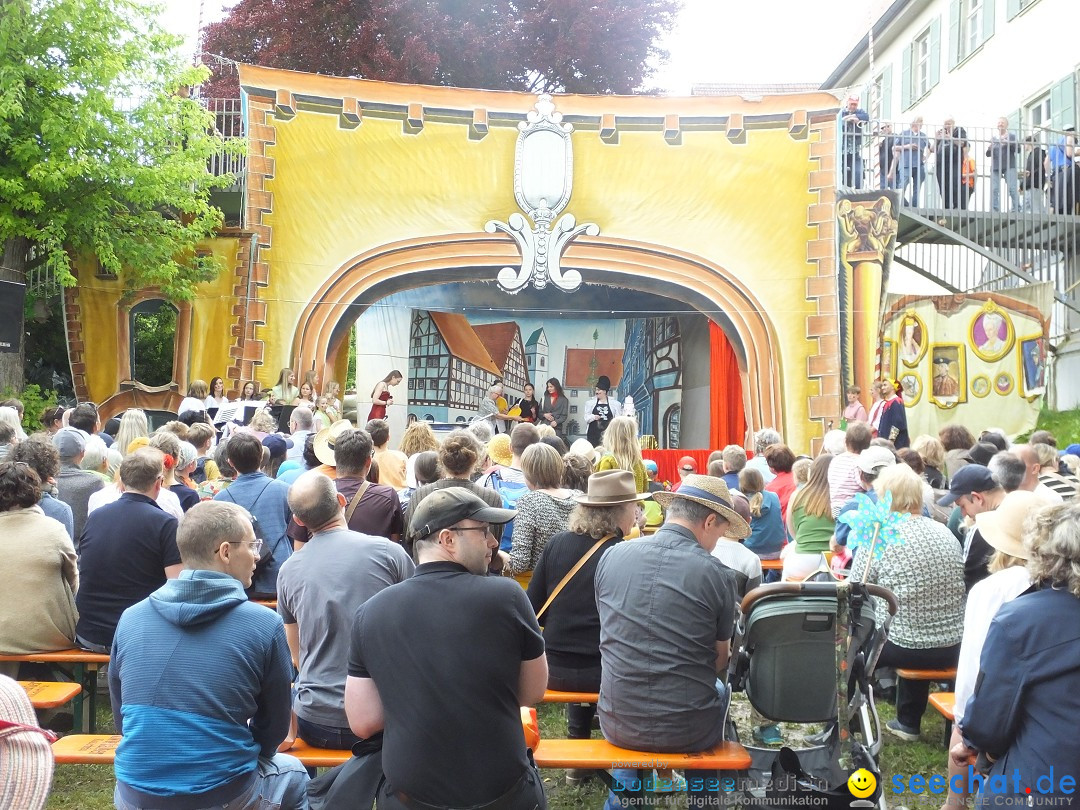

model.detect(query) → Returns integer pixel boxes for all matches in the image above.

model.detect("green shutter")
[901,46,912,111]
[1006,0,1021,20]
[1050,74,1076,131]
[930,17,942,89]
[982,0,996,45]
[948,0,961,69]
[882,65,893,120]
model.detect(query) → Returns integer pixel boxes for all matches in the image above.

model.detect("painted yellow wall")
[256,94,823,443]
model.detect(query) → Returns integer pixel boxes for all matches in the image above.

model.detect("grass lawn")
[46,696,949,809]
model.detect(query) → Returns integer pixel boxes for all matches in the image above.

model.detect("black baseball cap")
[408,487,515,541]
[937,464,997,506]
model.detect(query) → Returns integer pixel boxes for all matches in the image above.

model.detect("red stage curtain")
[709,321,745,451]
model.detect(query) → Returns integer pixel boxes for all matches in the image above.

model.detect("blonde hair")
[1026,501,1080,597]
[187,379,209,399]
[115,408,149,457]
[739,467,765,518]
[1032,442,1058,470]
[248,410,278,434]
[535,424,556,440]
[521,443,563,489]
[792,457,812,486]
[988,550,1025,574]
[601,416,642,475]
[911,435,945,470]
[399,421,440,457]
[789,455,832,520]
[873,464,924,514]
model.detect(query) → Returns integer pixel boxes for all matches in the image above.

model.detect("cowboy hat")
[653,474,751,539]
[313,419,354,467]
[575,469,650,506]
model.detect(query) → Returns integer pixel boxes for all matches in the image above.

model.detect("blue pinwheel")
[837,490,908,579]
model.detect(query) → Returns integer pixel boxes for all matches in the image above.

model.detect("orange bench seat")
[0,649,110,664]
[896,668,957,681]
[54,734,751,773]
[541,689,599,703]
[929,692,955,721]
[534,738,751,770]
[0,649,110,733]
[18,681,82,710]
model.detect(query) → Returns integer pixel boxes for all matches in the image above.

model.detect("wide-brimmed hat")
[487,433,513,467]
[568,437,600,466]
[974,490,1045,559]
[313,419,354,466]
[653,474,751,539]
[575,470,650,506]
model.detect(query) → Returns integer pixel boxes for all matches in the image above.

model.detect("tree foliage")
[0,0,241,301]
[201,0,681,97]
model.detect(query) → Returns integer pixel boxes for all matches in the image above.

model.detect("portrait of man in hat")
[931,349,961,400]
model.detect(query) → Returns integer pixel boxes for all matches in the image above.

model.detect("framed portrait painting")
[969,303,1015,363]
[1018,334,1047,397]
[928,343,967,408]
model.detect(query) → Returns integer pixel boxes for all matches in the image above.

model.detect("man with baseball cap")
[671,455,698,491]
[344,488,548,810]
[937,464,1005,590]
[595,474,747,804]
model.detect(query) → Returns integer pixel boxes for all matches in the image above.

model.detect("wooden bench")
[929,692,956,747]
[54,734,752,794]
[760,559,782,571]
[896,668,957,682]
[18,681,83,710]
[252,599,278,610]
[541,689,600,704]
[0,649,110,733]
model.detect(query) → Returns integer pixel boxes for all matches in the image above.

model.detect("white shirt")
[87,484,184,521]
[178,396,207,416]
[953,566,1031,726]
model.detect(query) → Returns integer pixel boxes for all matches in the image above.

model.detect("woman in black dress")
[934,119,968,209]
[584,375,621,447]
[515,382,540,426]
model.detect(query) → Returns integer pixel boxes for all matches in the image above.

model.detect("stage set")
[62,66,1051,453]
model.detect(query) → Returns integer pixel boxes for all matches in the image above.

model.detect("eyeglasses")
[450,525,491,537]
[229,539,264,553]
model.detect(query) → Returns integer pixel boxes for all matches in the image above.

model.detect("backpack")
[487,468,529,552]
[191,456,210,485]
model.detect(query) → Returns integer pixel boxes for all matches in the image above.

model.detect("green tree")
[0,0,241,390]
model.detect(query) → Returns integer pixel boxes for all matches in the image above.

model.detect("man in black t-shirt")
[344,488,548,810]
[75,448,182,651]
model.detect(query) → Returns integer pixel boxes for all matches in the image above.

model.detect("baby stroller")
[727,579,898,809]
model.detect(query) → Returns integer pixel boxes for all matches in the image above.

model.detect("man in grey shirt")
[277,471,414,749]
[53,427,104,546]
[595,474,745,802]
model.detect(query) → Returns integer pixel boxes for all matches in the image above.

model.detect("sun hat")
[487,433,513,467]
[653,474,751,539]
[52,428,86,460]
[0,675,56,810]
[974,490,1044,560]
[126,436,150,455]
[937,464,997,506]
[313,419,354,467]
[575,470,650,506]
[677,455,698,473]
[857,446,896,475]
[408,487,516,541]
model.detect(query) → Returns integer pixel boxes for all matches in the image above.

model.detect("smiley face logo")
[848,768,877,798]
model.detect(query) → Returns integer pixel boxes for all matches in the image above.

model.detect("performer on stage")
[368,370,402,421]
[515,383,540,425]
[584,375,621,447]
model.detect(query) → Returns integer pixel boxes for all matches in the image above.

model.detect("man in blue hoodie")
[110,500,308,810]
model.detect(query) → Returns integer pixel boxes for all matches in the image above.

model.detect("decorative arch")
[290,233,784,438]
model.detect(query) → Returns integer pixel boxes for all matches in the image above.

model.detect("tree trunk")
[0,237,30,394]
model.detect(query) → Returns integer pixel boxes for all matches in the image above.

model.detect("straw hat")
[568,437,600,466]
[974,489,1046,560]
[653,474,751,539]
[487,433,513,467]
[313,419,354,467]
[575,470,650,506]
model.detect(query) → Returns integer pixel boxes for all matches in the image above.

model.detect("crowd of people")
[1,378,1079,809]
[840,97,1080,214]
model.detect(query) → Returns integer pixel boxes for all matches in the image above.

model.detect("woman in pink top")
[843,385,868,424]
